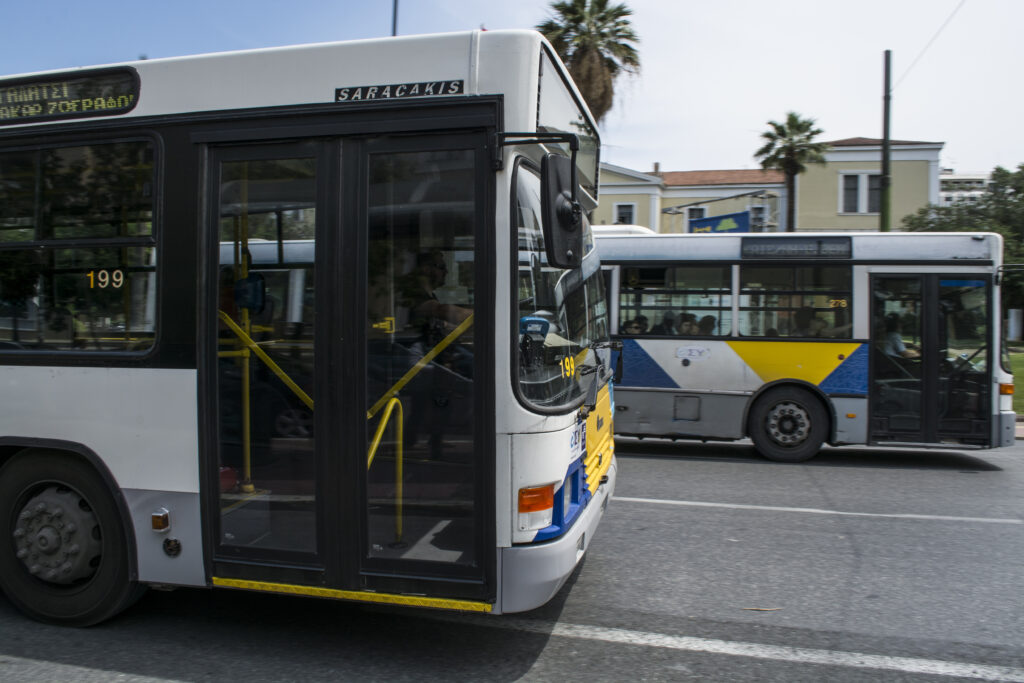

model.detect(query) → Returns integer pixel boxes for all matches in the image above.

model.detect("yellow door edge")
[212,577,493,613]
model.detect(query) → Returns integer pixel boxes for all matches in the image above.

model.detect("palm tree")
[755,112,830,232]
[537,0,640,124]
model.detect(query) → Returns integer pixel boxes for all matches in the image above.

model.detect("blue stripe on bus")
[818,343,869,395]
[619,338,680,389]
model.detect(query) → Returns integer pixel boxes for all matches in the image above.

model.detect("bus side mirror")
[234,272,266,314]
[541,153,582,269]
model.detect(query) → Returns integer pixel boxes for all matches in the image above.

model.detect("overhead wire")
[894,0,967,88]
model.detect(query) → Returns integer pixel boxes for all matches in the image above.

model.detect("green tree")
[754,112,829,232]
[537,0,640,124]
[902,163,1024,309]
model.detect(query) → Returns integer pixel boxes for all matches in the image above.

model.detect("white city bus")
[596,230,1015,461]
[0,30,617,625]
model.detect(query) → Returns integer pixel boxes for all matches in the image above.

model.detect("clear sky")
[3,0,1020,175]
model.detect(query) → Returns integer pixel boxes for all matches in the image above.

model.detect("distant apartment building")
[940,170,990,206]
[594,137,943,233]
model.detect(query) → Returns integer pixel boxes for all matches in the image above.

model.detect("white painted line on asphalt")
[0,653,187,683]
[484,618,1024,682]
[614,496,1024,524]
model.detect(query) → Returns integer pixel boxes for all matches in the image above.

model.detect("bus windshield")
[514,162,608,409]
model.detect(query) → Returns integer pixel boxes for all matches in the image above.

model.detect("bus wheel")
[749,387,827,463]
[0,451,143,626]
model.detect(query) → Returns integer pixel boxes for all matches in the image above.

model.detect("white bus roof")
[592,224,656,236]
[594,231,1004,264]
[0,29,594,137]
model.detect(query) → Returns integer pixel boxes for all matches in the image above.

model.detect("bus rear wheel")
[0,451,143,626]
[749,387,828,463]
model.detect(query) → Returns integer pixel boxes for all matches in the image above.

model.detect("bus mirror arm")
[591,339,624,385]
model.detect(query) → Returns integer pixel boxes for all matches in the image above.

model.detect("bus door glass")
[361,139,486,587]
[211,143,322,560]
[870,275,990,445]
[871,277,924,441]
[937,278,990,441]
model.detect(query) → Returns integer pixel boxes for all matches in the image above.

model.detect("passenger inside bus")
[677,313,697,335]
[621,319,643,335]
[398,250,471,331]
[650,312,677,335]
[883,313,919,359]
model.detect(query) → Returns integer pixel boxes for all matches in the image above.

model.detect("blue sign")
[689,211,750,234]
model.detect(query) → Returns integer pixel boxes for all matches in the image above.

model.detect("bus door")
[869,275,991,446]
[206,134,492,602]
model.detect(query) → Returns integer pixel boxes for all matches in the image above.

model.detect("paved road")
[1,439,1022,681]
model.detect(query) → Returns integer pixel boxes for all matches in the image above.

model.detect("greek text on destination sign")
[741,236,852,259]
[335,80,465,102]
[0,68,140,126]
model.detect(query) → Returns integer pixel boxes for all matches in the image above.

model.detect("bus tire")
[748,387,828,463]
[0,451,144,626]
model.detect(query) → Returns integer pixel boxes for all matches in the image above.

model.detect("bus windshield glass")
[515,163,608,409]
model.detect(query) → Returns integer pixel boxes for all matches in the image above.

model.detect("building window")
[840,173,881,214]
[685,207,707,227]
[614,203,636,224]
[749,205,767,232]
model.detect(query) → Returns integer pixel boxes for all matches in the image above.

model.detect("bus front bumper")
[497,457,617,614]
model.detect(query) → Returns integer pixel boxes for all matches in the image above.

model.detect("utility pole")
[880,50,892,232]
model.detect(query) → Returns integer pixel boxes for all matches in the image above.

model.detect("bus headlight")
[518,484,554,531]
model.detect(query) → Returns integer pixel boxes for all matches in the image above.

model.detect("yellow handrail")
[367,313,474,419]
[367,397,404,542]
[218,310,314,411]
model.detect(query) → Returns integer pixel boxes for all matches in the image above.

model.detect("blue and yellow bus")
[596,230,1015,461]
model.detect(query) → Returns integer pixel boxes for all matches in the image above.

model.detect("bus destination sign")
[741,236,852,259]
[0,68,140,126]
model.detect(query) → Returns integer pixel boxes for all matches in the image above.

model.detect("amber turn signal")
[518,484,554,513]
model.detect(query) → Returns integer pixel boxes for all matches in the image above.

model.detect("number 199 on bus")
[87,269,124,289]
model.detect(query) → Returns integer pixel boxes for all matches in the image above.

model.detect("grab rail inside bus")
[367,313,475,420]
[367,397,404,543]
[218,310,314,410]
[219,308,407,541]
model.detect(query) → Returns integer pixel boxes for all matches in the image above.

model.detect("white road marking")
[470,617,1024,682]
[614,496,1024,524]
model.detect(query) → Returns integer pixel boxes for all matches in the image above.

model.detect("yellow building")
[594,138,943,233]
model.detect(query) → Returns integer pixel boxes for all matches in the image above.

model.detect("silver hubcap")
[766,401,811,447]
[12,486,102,584]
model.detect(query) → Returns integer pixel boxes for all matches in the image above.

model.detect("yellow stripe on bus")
[726,341,861,386]
[212,577,493,612]
[583,383,615,495]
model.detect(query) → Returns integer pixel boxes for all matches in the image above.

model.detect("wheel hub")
[766,401,810,447]
[12,486,102,584]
